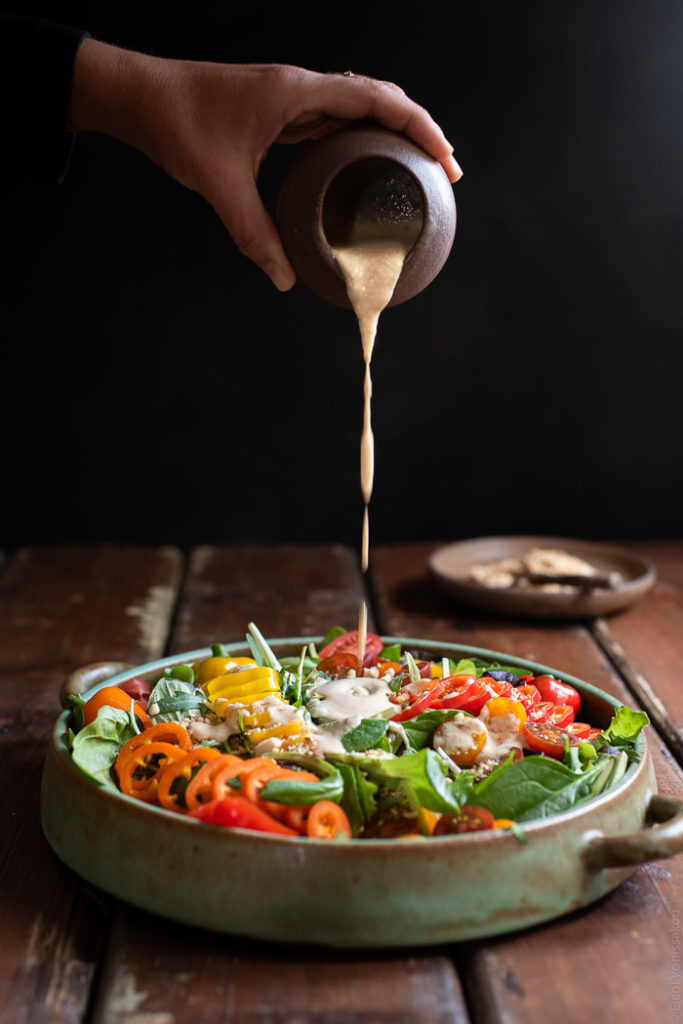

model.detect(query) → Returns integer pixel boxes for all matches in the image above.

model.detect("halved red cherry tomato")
[529,701,554,723]
[533,675,581,713]
[565,721,592,740]
[189,796,298,835]
[523,721,578,759]
[117,677,154,709]
[317,651,360,676]
[306,800,352,839]
[317,630,383,667]
[585,727,603,742]
[433,805,495,834]
[544,703,576,728]
[514,684,541,713]
[391,680,444,721]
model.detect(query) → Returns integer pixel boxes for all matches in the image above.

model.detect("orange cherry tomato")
[82,686,151,728]
[306,800,352,840]
[482,696,527,729]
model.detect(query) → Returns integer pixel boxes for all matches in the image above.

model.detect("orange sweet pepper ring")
[115,721,193,778]
[156,747,223,812]
[117,741,187,802]
[184,753,244,811]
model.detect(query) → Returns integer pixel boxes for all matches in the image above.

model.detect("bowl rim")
[49,635,648,847]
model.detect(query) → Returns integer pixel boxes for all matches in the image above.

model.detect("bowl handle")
[59,661,134,707]
[583,793,683,870]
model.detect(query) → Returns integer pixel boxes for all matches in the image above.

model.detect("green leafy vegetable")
[341,718,389,752]
[148,677,210,722]
[70,706,136,788]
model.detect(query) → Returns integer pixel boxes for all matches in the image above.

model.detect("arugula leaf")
[341,718,389,752]
[70,706,135,788]
[148,677,209,722]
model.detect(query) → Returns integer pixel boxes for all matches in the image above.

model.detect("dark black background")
[3,1,682,553]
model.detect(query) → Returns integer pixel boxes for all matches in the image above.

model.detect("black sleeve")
[0,12,89,183]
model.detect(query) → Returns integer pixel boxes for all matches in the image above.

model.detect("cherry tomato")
[117,677,154,709]
[514,684,541,713]
[433,805,495,834]
[565,721,593,740]
[391,680,444,721]
[482,696,527,729]
[306,800,352,839]
[533,675,581,713]
[432,675,478,711]
[585,727,603,742]
[317,651,360,676]
[523,721,578,759]
[317,630,383,667]
[529,701,554,723]
[544,703,576,728]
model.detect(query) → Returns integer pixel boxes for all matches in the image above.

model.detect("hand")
[67,40,463,291]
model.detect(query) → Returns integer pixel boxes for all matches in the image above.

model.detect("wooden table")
[3,540,682,1023]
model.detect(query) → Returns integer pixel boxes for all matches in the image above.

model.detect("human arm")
[66,38,462,290]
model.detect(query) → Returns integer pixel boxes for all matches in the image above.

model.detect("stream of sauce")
[331,217,422,664]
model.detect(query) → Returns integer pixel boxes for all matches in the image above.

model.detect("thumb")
[210,165,296,292]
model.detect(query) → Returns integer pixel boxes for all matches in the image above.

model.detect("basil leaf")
[341,718,388,752]
[260,770,344,806]
[71,706,135,788]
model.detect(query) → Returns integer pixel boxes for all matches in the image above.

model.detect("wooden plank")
[0,545,183,1024]
[591,541,683,763]
[91,544,472,1024]
[371,540,683,1024]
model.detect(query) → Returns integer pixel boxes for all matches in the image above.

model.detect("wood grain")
[371,540,683,1024]
[0,545,183,1024]
[89,543,474,1024]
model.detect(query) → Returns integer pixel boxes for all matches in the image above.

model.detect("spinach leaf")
[260,769,344,806]
[380,642,402,661]
[335,762,378,833]
[357,749,462,815]
[341,718,388,752]
[70,706,135,789]
[470,755,606,822]
[401,708,460,751]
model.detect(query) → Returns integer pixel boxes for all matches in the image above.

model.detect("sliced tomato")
[529,701,554,723]
[317,630,383,667]
[585,727,603,742]
[523,721,578,759]
[306,800,352,839]
[533,675,581,713]
[514,684,541,713]
[565,721,592,740]
[317,651,360,676]
[433,805,495,834]
[391,679,444,721]
[189,795,297,835]
[544,703,575,728]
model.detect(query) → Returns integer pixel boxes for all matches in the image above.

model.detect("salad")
[65,623,649,841]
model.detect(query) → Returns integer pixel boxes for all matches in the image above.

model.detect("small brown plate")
[428,536,656,619]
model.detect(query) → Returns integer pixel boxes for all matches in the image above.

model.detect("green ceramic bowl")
[41,638,683,948]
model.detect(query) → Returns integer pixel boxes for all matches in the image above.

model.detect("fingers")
[308,71,463,181]
[209,163,296,291]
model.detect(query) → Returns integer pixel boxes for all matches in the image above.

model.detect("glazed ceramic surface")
[277,125,456,308]
[429,537,656,619]
[41,639,682,948]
